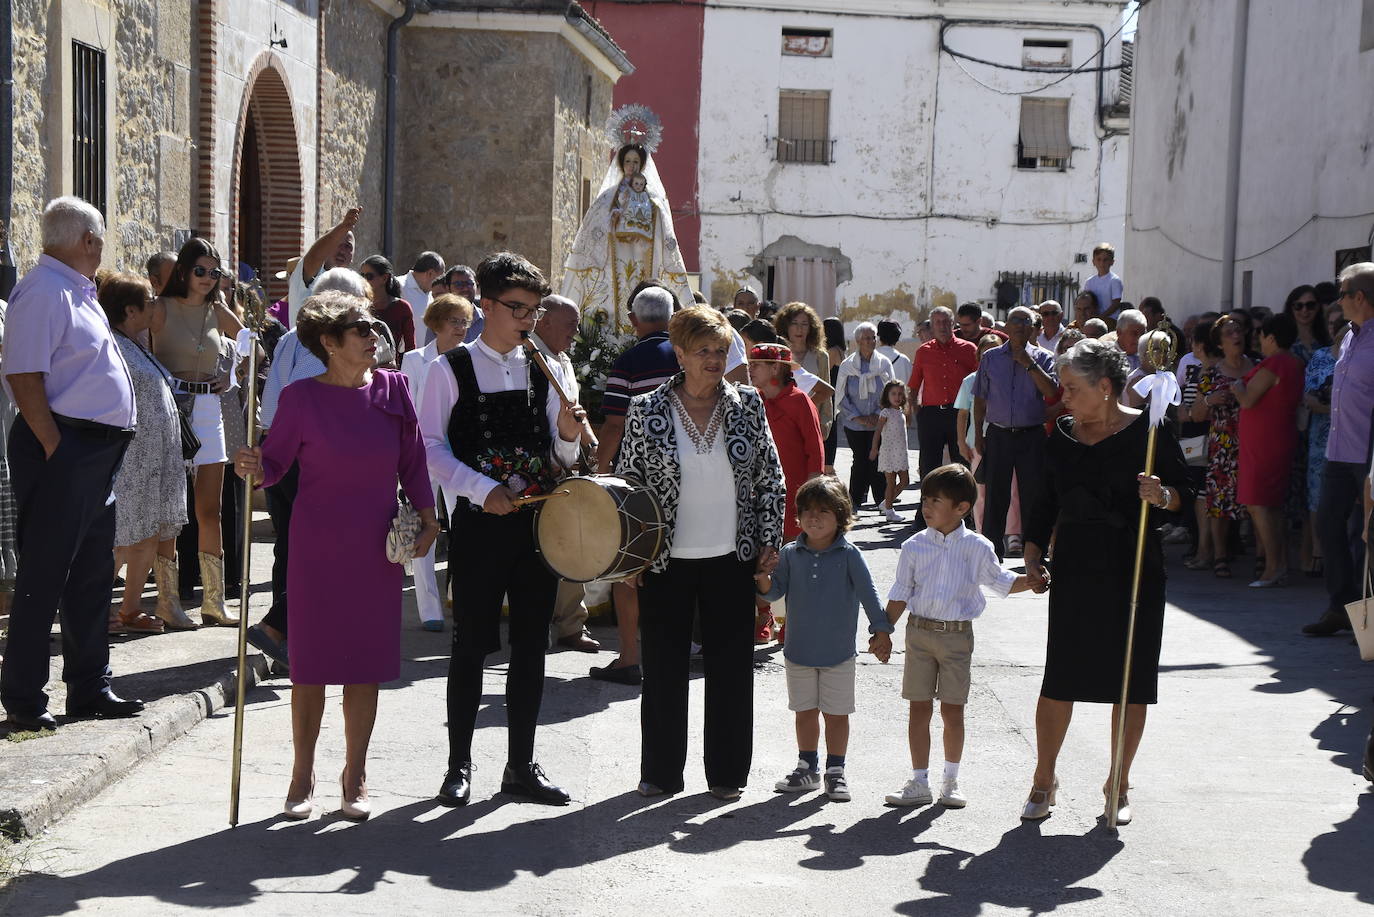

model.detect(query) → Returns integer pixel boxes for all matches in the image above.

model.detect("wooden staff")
[229,334,259,828]
[1107,325,1176,830]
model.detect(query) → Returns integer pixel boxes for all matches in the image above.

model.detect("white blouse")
[670,404,737,559]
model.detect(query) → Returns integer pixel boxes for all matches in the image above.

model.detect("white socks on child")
[914,763,960,783]
[912,768,928,783]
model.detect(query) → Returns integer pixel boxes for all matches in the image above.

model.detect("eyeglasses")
[488,296,546,321]
[343,319,388,339]
[1292,300,1319,311]
[1007,316,1033,326]
[446,317,471,329]
[191,266,225,280]
[1339,289,1357,300]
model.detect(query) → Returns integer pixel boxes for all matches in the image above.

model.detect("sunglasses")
[191,266,224,280]
[488,296,546,321]
[1293,300,1319,311]
[344,319,388,339]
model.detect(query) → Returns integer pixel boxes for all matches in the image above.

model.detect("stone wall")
[317,0,390,258]
[10,0,55,272]
[549,38,613,289]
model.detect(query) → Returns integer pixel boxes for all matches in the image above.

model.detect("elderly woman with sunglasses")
[152,237,244,626]
[236,290,438,820]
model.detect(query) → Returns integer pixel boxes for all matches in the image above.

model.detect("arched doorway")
[230,55,303,301]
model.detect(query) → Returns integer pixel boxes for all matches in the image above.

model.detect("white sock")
[944,761,960,781]
[913,768,929,783]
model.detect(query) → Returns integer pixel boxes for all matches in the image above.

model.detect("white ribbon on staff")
[235,327,256,359]
[1132,369,1181,427]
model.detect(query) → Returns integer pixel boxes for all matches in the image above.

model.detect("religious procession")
[0,1,1371,914]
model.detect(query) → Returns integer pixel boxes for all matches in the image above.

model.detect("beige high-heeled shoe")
[197,552,239,626]
[1021,778,1058,820]
[283,774,315,820]
[153,555,199,630]
[1104,786,1133,825]
[340,772,370,821]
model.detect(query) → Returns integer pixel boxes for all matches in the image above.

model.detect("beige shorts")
[901,621,974,704]
[785,656,856,715]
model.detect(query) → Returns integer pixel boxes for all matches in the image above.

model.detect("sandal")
[1213,560,1232,579]
[119,610,165,634]
[1184,555,1213,571]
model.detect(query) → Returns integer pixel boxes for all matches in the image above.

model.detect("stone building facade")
[6,0,628,297]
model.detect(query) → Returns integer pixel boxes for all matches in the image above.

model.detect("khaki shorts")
[785,656,856,715]
[901,621,974,704]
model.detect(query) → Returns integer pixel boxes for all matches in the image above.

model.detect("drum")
[534,475,666,583]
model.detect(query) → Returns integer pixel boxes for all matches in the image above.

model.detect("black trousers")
[980,425,1047,560]
[916,405,964,481]
[260,458,300,635]
[1,417,129,716]
[639,553,754,792]
[844,428,886,506]
[1318,461,1366,616]
[823,421,838,466]
[446,509,557,768]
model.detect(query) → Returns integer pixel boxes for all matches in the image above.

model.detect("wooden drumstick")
[519,331,599,459]
[512,488,571,507]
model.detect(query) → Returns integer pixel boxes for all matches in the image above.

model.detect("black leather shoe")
[7,710,57,731]
[1302,610,1352,636]
[436,762,473,807]
[65,691,145,719]
[247,624,289,667]
[589,661,642,685]
[501,762,570,805]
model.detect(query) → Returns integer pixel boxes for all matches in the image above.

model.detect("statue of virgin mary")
[561,105,693,333]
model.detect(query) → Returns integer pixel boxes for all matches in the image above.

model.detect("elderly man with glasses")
[1035,300,1066,352]
[973,306,1059,561]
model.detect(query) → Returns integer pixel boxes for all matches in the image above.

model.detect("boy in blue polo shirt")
[755,476,891,801]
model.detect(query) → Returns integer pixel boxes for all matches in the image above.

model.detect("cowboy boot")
[198,552,239,626]
[153,554,199,630]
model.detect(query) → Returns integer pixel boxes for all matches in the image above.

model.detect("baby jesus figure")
[611,173,654,238]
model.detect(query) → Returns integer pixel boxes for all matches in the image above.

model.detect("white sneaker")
[939,778,966,808]
[823,767,851,802]
[884,777,933,807]
[883,505,905,523]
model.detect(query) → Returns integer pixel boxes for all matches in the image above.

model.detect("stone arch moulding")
[747,236,853,287]
[229,51,304,301]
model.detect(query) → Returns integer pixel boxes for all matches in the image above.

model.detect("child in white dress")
[869,380,911,522]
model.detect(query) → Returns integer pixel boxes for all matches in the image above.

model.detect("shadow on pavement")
[1303,792,1374,903]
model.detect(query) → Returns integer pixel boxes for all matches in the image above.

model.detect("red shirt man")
[908,308,978,525]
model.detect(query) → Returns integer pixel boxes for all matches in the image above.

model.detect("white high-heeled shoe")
[1104,787,1133,825]
[340,773,371,820]
[1020,778,1058,820]
[283,775,314,820]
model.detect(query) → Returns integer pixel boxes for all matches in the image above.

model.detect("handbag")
[117,330,201,460]
[1344,564,1374,662]
[1179,433,1207,466]
[386,493,421,565]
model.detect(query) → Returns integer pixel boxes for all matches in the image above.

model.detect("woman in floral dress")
[1189,314,1253,578]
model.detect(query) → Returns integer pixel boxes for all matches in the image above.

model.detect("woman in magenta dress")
[236,290,438,821]
[1233,312,1303,587]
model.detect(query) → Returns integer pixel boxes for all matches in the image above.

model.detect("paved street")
[4,447,1374,915]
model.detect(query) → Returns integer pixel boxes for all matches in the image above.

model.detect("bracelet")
[1156,486,1171,509]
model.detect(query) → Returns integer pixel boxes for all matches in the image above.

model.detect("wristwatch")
[1155,486,1171,510]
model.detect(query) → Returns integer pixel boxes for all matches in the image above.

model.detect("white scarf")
[835,350,894,403]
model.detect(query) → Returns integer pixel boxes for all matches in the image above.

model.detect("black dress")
[1024,412,1191,704]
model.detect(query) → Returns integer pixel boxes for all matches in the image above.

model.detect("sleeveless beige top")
[155,298,223,380]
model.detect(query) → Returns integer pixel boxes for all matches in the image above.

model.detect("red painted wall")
[585,1,704,272]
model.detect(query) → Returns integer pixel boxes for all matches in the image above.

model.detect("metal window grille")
[777,90,832,164]
[1017,97,1071,171]
[72,41,106,216]
[994,271,1080,317]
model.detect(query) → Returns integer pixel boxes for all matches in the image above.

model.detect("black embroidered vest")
[445,345,555,510]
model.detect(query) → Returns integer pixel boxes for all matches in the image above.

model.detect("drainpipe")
[0,0,15,300]
[383,0,418,259]
[1220,0,1251,309]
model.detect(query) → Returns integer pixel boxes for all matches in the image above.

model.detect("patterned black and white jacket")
[616,374,786,574]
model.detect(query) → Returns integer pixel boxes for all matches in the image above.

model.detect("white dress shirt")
[887,523,1017,621]
[401,272,430,324]
[1037,328,1064,353]
[877,344,912,388]
[417,337,578,509]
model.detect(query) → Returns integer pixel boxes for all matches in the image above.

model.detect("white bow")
[235,327,256,359]
[1131,370,1181,427]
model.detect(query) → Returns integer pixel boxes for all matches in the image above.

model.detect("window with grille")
[72,40,107,215]
[782,27,832,58]
[1017,97,1071,171]
[777,90,831,165]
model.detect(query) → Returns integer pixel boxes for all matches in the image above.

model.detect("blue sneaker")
[422,619,445,632]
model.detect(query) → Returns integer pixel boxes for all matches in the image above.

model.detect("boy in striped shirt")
[869,464,1032,808]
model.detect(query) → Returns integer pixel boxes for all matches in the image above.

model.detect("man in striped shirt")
[590,286,679,686]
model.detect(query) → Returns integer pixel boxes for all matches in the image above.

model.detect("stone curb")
[0,654,270,839]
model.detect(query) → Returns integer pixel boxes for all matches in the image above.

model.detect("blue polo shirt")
[601,330,678,417]
[762,533,890,668]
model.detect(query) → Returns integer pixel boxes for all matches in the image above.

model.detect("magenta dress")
[259,370,434,685]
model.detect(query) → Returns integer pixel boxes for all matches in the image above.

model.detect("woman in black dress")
[1021,339,1190,825]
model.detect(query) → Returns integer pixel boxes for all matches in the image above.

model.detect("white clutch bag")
[385,497,421,565]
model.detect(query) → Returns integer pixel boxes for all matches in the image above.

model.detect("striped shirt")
[887,523,1017,621]
[260,330,324,429]
[601,330,678,417]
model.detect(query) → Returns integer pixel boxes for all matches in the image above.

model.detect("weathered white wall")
[1127,0,1374,316]
[697,0,1128,328]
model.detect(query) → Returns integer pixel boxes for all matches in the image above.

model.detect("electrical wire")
[1129,211,1374,264]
